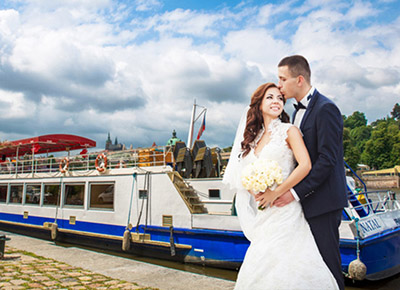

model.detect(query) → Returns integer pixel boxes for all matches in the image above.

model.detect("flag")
[79,149,88,158]
[32,144,41,153]
[196,112,206,140]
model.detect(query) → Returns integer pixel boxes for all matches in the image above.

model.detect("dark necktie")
[293,102,306,111]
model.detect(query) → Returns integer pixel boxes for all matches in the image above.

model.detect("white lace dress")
[234,119,339,290]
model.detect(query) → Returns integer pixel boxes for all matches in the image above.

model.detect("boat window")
[43,184,61,206]
[25,184,41,205]
[89,183,114,210]
[0,184,7,203]
[64,184,85,207]
[209,189,220,199]
[10,185,23,204]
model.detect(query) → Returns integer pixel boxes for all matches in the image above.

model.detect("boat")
[0,133,248,270]
[0,125,399,281]
[340,163,400,280]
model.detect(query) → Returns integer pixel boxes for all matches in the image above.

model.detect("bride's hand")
[248,190,257,197]
[255,189,278,208]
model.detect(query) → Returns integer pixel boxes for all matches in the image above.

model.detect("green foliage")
[344,145,361,171]
[343,103,400,170]
[349,126,371,152]
[344,111,367,129]
[391,103,400,120]
[342,126,361,169]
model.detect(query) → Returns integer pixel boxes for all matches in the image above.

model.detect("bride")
[223,83,339,289]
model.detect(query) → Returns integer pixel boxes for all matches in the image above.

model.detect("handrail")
[0,146,175,176]
[344,160,367,192]
[346,190,400,218]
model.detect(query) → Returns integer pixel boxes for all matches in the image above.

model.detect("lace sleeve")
[281,123,294,140]
[268,119,294,142]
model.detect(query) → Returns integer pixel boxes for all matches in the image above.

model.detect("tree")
[343,111,369,168]
[391,103,400,120]
[342,127,352,153]
[343,107,400,170]
[361,118,399,169]
[391,141,400,166]
[343,111,367,129]
[349,126,371,152]
[343,127,361,170]
[345,146,361,170]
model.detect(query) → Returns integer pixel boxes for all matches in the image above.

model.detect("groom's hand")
[272,190,295,207]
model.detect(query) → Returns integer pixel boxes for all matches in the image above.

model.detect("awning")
[363,165,400,176]
[0,134,96,158]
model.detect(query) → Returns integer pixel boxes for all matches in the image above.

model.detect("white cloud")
[21,0,111,11]
[134,0,162,12]
[345,0,376,24]
[0,9,20,36]
[224,28,290,76]
[141,8,226,38]
[0,0,399,149]
[0,90,36,118]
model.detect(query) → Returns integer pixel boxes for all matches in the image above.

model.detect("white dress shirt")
[290,86,315,201]
[293,87,315,128]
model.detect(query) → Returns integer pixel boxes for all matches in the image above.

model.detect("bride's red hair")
[241,83,290,157]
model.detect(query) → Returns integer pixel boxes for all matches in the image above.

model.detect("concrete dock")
[1,231,235,290]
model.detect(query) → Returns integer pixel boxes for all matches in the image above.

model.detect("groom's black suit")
[293,89,347,290]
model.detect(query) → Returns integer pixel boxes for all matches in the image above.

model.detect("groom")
[275,55,347,289]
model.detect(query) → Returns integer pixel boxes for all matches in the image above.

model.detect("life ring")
[95,153,107,172]
[59,157,69,173]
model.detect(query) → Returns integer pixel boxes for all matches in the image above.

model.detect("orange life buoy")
[59,157,69,173]
[95,153,107,172]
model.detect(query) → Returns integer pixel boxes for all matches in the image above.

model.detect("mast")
[187,100,207,149]
[187,99,196,148]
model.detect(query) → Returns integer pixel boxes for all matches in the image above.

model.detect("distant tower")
[105,133,123,151]
[105,132,112,150]
[167,130,182,146]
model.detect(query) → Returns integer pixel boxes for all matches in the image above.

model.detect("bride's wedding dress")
[234,119,339,290]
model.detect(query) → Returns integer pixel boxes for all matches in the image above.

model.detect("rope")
[353,217,361,260]
[135,193,146,233]
[135,171,150,234]
[54,176,63,224]
[126,173,136,230]
[347,216,367,280]
[145,171,151,231]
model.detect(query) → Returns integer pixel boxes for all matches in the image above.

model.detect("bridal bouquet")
[241,159,283,209]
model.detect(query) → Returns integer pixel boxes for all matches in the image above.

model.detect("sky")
[0,0,399,151]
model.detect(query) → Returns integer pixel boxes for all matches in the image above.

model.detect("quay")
[0,231,235,290]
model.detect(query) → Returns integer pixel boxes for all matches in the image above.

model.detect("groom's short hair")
[278,55,311,84]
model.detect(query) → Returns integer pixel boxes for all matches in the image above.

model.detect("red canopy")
[0,134,96,158]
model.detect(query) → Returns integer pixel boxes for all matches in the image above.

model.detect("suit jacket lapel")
[291,110,296,124]
[300,90,319,130]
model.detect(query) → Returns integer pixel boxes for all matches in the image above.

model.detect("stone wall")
[362,175,400,188]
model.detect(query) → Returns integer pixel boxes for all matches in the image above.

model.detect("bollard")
[0,234,11,259]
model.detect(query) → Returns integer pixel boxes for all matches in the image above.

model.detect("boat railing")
[0,146,175,176]
[347,190,400,219]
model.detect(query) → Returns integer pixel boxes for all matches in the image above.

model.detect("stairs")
[168,172,207,214]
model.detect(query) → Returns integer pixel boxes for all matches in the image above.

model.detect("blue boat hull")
[341,227,400,280]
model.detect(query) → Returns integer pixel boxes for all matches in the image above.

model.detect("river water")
[59,189,400,289]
